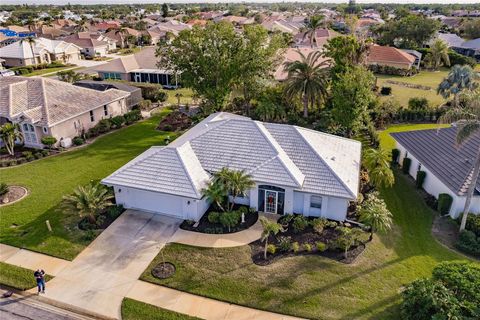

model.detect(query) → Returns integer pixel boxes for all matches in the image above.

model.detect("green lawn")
[163,88,195,106]
[121,298,200,320]
[0,111,176,260]
[376,69,449,108]
[140,123,469,320]
[24,66,78,77]
[0,262,52,291]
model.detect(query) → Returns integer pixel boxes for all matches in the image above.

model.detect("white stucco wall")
[112,186,208,221]
[396,142,480,218]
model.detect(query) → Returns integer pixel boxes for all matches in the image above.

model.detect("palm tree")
[61,183,114,224]
[255,99,277,122]
[260,217,284,260]
[115,27,128,49]
[0,123,24,156]
[426,39,450,71]
[363,148,395,188]
[438,89,480,232]
[437,65,479,108]
[214,168,255,211]
[283,50,330,118]
[20,36,37,66]
[201,180,227,212]
[302,15,324,48]
[358,191,393,241]
[175,92,183,107]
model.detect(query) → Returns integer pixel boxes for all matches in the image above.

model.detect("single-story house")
[63,32,111,58]
[0,76,130,148]
[293,29,338,49]
[0,37,82,67]
[366,45,417,70]
[274,47,330,81]
[102,112,361,221]
[452,38,480,61]
[94,47,178,87]
[391,127,480,218]
[73,80,142,109]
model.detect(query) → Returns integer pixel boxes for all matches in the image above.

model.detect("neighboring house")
[0,37,82,67]
[73,80,142,109]
[402,49,422,69]
[102,112,361,221]
[274,47,330,81]
[430,33,465,48]
[104,27,141,47]
[148,20,191,36]
[95,47,178,87]
[63,32,110,58]
[452,38,480,61]
[94,21,121,32]
[366,45,417,69]
[391,127,480,218]
[0,76,130,148]
[293,29,338,49]
[261,19,303,34]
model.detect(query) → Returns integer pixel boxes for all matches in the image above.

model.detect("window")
[89,110,94,122]
[310,196,322,209]
[103,105,108,116]
[42,127,48,134]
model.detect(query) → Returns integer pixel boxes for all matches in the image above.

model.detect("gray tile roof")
[103,113,361,200]
[0,76,129,126]
[391,127,480,195]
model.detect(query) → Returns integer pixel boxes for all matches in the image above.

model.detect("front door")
[265,190,277,214]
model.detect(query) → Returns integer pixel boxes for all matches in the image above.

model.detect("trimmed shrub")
[391,148,400,163]
[277,236,292,252]
[124,110,142,124]
[0,183,9,196]
[408,97,429,111]
[466,214,480,237]
[25,155,34,162]
[34,152,43,159]
[9,159,18,166]
[17,158,26,164]
[416,171,426,189]
[138,99,152,110]
[41,136,57,148]
[73,136,84,146]
[292,242,300,253]
[218,211,241,232]
[208,211,220,224]
[156,91,168,103]
[267,244,276,255]
[455,230,480,257]
[106,205,124,220]
[316,241,327,252]
[380,86,392,95]
[279,214,294,226]
[22,151,33,158]
[437,194,453,215]
[96,119,111,133]
[41,150,49,156]
[110,115,126,128]
[311,218,328,234]
[292,215,309,233]
[303,243,312,252]
[402,157,411,174]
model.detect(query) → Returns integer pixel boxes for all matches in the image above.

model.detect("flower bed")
[180,205,258,234]
[157,111,192,132]
[0,185,27,206]
[251,214,370,265]
[0,147,57,167]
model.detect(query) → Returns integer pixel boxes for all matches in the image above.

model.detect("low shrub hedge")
[85,110,142,139]
[380,86,392,95]
[391,148,400,163]
[437,193,453,215]
[455,230,480,257]
[466,214,480,237]
[402,157,411,174]
[73,136,84,146]
[416,171,426,189]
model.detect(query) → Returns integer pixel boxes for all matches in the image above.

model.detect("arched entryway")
[258,185,285,215]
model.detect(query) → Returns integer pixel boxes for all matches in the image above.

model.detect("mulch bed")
[152,262,176,279]
[250,217,369,266]
[0,146,58,167]
[157,111,192,132]
[0,186,28,205]
[180,209,259,234]
[78,207,126,231]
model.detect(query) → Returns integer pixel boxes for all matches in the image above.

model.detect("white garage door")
[128,188,184,218]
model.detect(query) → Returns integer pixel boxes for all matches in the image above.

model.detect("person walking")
[34,269,45,294]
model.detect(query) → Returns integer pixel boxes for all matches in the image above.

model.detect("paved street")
[0,294,93,320]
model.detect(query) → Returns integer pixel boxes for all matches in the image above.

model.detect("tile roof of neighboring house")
[63,32,109,49]
[0,37,77,59]
[367,45,416,66]
[103,112,361,200]
[294,28,338,48]
[7,25,29,33]
[461,38,480,50]
[391,127,480,196]
[95,47,158,73]
[148,20,191,35]
[434,33,465,47]
[274,47,330,81]
[0,76,129,127]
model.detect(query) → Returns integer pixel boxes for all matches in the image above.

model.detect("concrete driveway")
[42,210,180,319]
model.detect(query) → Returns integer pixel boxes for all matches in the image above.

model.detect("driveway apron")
[40,210,180,319]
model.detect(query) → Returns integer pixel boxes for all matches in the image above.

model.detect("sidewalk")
[127,280,304,320]
[169,213,276,248]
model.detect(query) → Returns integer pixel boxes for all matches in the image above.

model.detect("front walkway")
[127,280,303,320]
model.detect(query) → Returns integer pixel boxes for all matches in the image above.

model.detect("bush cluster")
[380,86,392,95]
[402,157,411,174]
[84,110,142,139]
[456,230,480,257]
[369,64,419,76]
[1,149,50,167]
[11,61,67,75]
[416,171,426,189]
[207,208,249,232]
[437,193,453,215]
[391,148,400,164]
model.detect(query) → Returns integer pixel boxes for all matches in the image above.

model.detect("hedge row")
[83,110,142,139]
[11,61,68,75]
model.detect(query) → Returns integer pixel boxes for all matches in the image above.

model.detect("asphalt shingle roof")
[391,127,480,195]
[103,112,361,200]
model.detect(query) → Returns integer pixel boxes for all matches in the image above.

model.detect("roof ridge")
[175,142,210,199]
[294,126,357,198]
[39,78,50,125]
